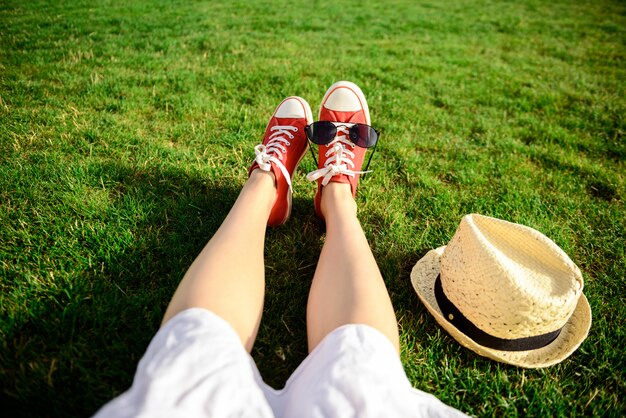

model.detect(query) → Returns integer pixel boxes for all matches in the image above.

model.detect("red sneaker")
[249,96,313,226]
[306,81,372,219]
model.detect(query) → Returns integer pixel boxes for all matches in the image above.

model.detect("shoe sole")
[318,80,370,125]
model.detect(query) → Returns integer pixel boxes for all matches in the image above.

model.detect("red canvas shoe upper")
[249,96,312,226]
[306,81,372,219]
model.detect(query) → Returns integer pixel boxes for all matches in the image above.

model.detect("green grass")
[1,0,624,416]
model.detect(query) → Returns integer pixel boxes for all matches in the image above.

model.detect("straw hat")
[410,214,591,368]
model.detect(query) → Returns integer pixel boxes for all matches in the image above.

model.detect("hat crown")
[440,214,584,339]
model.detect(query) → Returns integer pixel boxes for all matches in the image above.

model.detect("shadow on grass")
[2,162,336,416]
[3,161,240,417]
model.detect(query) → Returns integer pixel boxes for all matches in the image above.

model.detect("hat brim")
[410,247,592,368]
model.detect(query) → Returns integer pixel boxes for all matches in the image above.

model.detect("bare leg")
[306,183,400,353]
[162,170,275,352]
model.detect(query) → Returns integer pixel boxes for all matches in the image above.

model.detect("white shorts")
[94,308,466,418]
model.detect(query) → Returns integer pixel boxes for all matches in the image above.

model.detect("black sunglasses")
[305,121,379,148]
[305,121,380,173]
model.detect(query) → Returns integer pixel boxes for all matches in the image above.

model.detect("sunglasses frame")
[305,121,380,174]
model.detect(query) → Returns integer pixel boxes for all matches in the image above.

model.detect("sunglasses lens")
[351,124,379,148]
[306,121,336,145]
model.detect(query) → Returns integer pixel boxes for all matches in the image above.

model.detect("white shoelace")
[253,125,298,192]
[306,125,371,186]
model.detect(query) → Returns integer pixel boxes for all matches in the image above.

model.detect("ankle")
[320,183,357,219]
[249,168,276,188]
[246,169,278,211]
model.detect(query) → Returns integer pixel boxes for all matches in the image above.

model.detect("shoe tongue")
[322,109,366,124]
[273,116,303,125]
[270,117,306,131]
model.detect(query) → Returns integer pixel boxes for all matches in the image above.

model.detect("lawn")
[1,0,624,416]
